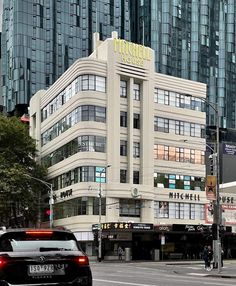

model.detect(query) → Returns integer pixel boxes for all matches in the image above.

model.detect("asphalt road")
[91,261,236,286]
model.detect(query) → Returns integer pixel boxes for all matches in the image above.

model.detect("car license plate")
[29,264,54,275]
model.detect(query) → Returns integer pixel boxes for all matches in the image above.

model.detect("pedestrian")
[203,246,209,270]
[227,248,232,259]
[221,248,224,267]
[206,245,213,271]
[118,246,124,261]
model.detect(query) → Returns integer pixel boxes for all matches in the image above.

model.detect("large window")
[41,105,106,146]
[154,116,205,138]
[41,74,106,121]
[52,166,108,191]
[154,201,205,220]
[154,88,205,112]
[42,135,106,167]
[54,198,87,219]
[154,144,205,165]
[119,199,141,217]
[153,172,205,191]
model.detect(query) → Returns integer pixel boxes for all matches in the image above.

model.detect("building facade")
[29,32,215,260]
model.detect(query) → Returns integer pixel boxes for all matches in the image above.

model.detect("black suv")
[0,228,92,285]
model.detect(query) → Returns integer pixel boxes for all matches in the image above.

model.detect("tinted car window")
[0,230,79,252]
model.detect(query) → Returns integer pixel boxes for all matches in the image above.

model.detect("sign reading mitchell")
[114,38,151,67]
[169,192,200,201]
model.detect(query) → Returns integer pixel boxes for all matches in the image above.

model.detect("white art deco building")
[30,32,210,260]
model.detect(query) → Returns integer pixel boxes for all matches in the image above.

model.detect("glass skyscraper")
[1,0,130,113]
[130,0,236,129]
[2,0,236,129]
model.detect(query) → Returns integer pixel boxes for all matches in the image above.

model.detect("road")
[91,261,236,286]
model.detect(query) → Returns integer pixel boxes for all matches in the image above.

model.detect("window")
[41,75,106,122]
[119,199,141,217]
[120,169,127,183]
[41,105,106,146]
[93,197,106,215]
[154,145,205,165]
[133,113,140,129]
[120,111,127,127]
[133,171,139,184]
[54,197,87,219]
[154,117,169,132]
[133,83,140,100]
[120,140,127,156]
[120,80,127,98]
[133,142,140,158]
[154,172,205,191]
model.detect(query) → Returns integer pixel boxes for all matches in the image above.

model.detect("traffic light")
[212,223,217,240]
[93,230,99,247]
[219,225,225,238]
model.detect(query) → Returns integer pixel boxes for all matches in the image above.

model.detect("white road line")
[93,279,157,286]
[187,273,208,276]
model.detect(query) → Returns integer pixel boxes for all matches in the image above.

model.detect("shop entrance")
[132,232,156,260]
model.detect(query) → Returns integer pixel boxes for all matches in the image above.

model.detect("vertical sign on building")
[205,175,216,200]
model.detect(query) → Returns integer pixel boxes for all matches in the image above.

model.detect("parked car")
[0,228,92,285]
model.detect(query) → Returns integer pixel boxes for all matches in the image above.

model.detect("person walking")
[221,248,224,267]
[206,245,213,271]
[203,246,209,270]
[118,246,124,261]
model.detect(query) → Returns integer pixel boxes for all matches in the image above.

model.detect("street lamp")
[24,174,54,228]
[98,165,111,262]
[187,95,221,273]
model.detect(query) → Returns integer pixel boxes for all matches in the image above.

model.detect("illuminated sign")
[92,222,153,231]
[114,39,151,67]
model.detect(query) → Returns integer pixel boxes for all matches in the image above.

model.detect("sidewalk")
[93,259,236,278]
[166,259,236,278]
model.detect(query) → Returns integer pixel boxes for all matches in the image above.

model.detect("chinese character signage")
[92,222,153,231]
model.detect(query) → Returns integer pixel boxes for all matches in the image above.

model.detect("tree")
[0,114,48,228]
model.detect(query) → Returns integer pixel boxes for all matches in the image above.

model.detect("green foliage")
[0,114,48,228]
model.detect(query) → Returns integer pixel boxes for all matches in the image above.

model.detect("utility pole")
[24,174,54,228]
[98,165,111,262]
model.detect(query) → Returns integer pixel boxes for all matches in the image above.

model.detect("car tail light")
[0,257,6,267]
[25,230,53,236]
[74,256,89,265]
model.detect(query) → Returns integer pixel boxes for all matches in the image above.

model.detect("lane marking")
[93,279,157,286]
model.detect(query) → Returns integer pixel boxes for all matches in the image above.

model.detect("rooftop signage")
[114,39,151,67]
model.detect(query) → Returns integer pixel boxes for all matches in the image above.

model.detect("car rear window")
[0,230,79,252]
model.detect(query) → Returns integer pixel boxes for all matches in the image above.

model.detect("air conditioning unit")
[131,187,139,198]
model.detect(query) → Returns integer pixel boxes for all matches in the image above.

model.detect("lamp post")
[187,95,221,272]
[24,174,54,228]
[98,165,111,262]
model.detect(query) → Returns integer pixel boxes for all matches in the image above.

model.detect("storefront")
[92,222,232,260]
